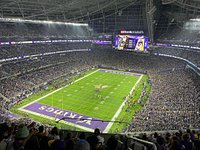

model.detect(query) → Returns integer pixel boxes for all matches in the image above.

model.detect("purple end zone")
[23,102,109,131]
[132,73,141,76]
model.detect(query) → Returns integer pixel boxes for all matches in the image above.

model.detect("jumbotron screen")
[114,35,148,52]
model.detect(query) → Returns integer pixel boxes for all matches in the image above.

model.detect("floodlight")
[0,18,88,26]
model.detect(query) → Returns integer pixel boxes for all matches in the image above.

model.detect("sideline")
[103,75,143,133]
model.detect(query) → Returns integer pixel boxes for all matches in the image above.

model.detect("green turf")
[11,68,146,132]
[109,75,150,133]
[38,69,140,120]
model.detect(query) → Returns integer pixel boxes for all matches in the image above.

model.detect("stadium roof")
[0,0,140,23]
[162,0,200,10]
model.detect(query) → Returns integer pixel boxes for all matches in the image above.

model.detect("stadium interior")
[0,0,200,150]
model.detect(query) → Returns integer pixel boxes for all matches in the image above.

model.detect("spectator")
[94,128,104,146]
[87,135,101,150]
[64,132,74,150]
[74,139,90,150]
[106,135,118,150]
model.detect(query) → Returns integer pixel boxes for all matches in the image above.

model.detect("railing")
[157,53,200,76]
[129,136,157,150]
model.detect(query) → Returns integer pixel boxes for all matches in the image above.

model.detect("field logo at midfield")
[21,102,109,131]
[95,84,109,89]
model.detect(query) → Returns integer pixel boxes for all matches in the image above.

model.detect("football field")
[19,69,143,132]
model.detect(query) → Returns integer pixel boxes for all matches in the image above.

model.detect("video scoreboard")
[113,30,148,52]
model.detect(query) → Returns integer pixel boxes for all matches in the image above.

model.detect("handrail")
[156,53,200,75]
[125,128,200,137]
[129,136,157,150]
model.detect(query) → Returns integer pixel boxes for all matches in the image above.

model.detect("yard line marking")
[20,69,100,109]
[103,75,143,133]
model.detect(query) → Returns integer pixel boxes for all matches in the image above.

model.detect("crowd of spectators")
[0,121,125,150]
[92,47,187,74]
[132,129,200,150]
[1,120,200,150]
[152,47,200,66]
[0,56,93,110]
[0,44,199,142]
[0,42,93,115]
[0,42,91,60]
[130,69,200,132]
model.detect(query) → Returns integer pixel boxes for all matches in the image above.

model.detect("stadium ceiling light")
[0,18,88,26]
[190,18,200,21]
